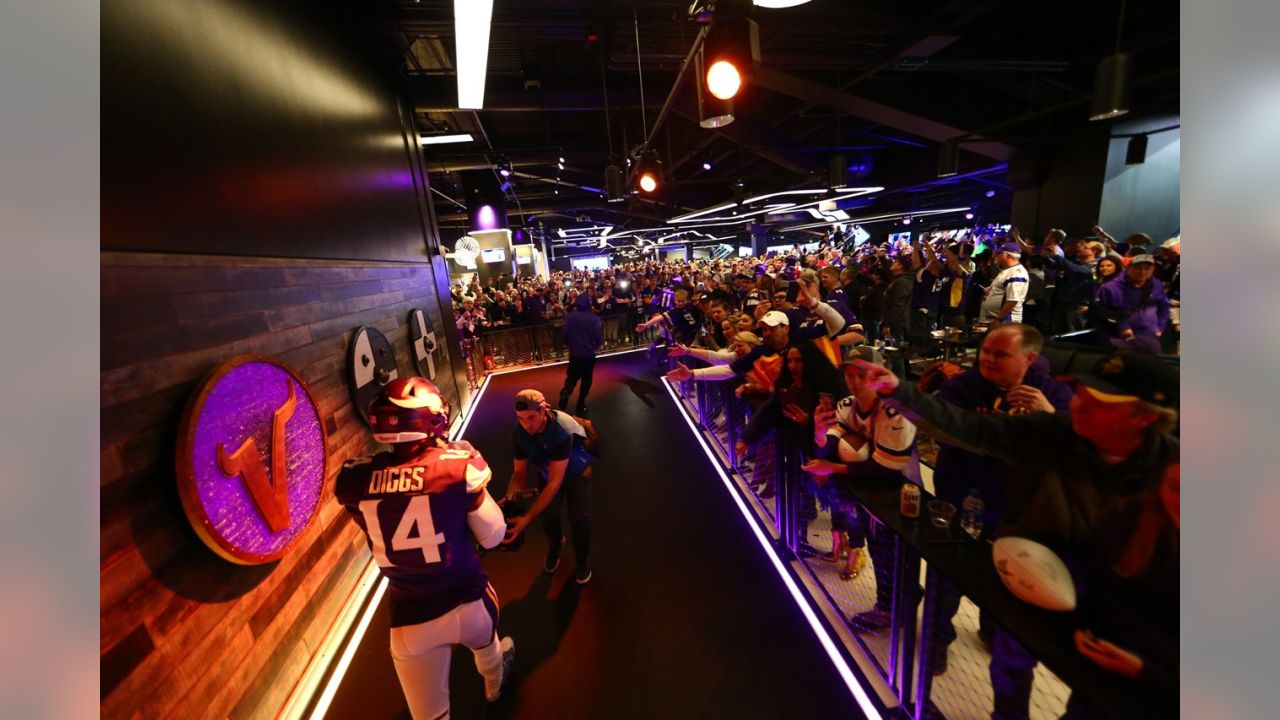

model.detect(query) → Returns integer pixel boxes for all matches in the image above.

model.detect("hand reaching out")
[801,458,844,479]
[664,363,694,382]
[853,359,900,394]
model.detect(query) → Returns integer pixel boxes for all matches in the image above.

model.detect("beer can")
[900,482,921,518]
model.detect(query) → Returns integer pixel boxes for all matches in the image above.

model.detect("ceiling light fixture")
[454,0,494,109]
[828,155,848,189]
[702,1,758,103]
[634,152,662,194]
[937,139,960,177]
[695,49,735,128]
[419,133,474,146]
[1090,0,1132,121]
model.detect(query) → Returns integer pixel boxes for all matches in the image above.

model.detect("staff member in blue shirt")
[503,389,596,584]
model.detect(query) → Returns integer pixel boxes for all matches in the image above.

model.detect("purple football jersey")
[335,441,493,627]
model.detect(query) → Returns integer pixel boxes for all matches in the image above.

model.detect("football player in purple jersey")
[335,377,515,718]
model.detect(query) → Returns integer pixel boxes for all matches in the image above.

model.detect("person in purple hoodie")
[1092,254,1169,355]
[558,294,603,416]
[923,324,1074,680]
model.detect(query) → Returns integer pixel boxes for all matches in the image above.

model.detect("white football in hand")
[992,537,1077,612]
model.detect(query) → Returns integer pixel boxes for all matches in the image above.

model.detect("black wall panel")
[102,0,428,263]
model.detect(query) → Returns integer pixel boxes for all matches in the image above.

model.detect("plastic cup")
[928,500,956,528]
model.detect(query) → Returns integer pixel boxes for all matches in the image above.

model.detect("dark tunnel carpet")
[325,351,862,719]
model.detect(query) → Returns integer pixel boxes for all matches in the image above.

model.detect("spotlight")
[695,50,735,128]
[903,217,912,225]
[496,156,512,178]
[703,6,759,102]
[634,152,662,194]
[965,212,974,220]
[828,155,847,189]
[702,162,713,171]
[706,61,742,100]
[937,140,959,178]
[985,189,996,198]
[605,164,625,202]
[1090,53,1132,121]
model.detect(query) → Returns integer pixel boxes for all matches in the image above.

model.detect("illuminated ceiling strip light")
[561,226,614,235]
[766,187,882,215]
[419,133,474,146]
[669,202,739,223]
[671,187,881,224]
[741,188,828,205]
[661,379,883,719]
[680,188,885,224]
[455,0,494,109]
[783,206,971,233]
[309,372,495,720]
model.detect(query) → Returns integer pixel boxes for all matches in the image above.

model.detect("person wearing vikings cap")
[854,352,1177,720]
[979,241,1030,329]
[504,389,595,584]
[335,377,516,718]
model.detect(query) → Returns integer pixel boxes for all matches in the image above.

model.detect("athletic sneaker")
[574,564,593,585]
[544,540,562,574]
[486,636,516,703]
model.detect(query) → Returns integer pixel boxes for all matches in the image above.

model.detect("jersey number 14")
[358,496,445,567]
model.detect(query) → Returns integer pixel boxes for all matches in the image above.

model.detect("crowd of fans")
[449,223,1180,364]
[445,223,1179,718]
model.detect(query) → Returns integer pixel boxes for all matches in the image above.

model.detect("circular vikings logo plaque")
[177,356,328,564]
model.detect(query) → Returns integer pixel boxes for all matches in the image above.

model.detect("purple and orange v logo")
[217,382,298,533]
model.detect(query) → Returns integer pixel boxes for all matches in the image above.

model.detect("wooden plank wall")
[100,251,464,719]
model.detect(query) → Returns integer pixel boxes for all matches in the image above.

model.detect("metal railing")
[467,311,667,372]
[664,357,1167,720]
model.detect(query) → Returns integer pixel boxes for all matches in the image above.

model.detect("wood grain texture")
[101,251,464,719]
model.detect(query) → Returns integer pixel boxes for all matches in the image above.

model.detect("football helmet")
[368,377,450,444]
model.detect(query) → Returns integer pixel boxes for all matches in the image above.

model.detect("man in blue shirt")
[559,295,603,416]
[504,389,596,584]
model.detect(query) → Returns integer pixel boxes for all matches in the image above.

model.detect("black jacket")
[883,383,1178,554]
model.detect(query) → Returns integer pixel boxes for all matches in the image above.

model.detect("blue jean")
[989,626,1037,720]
